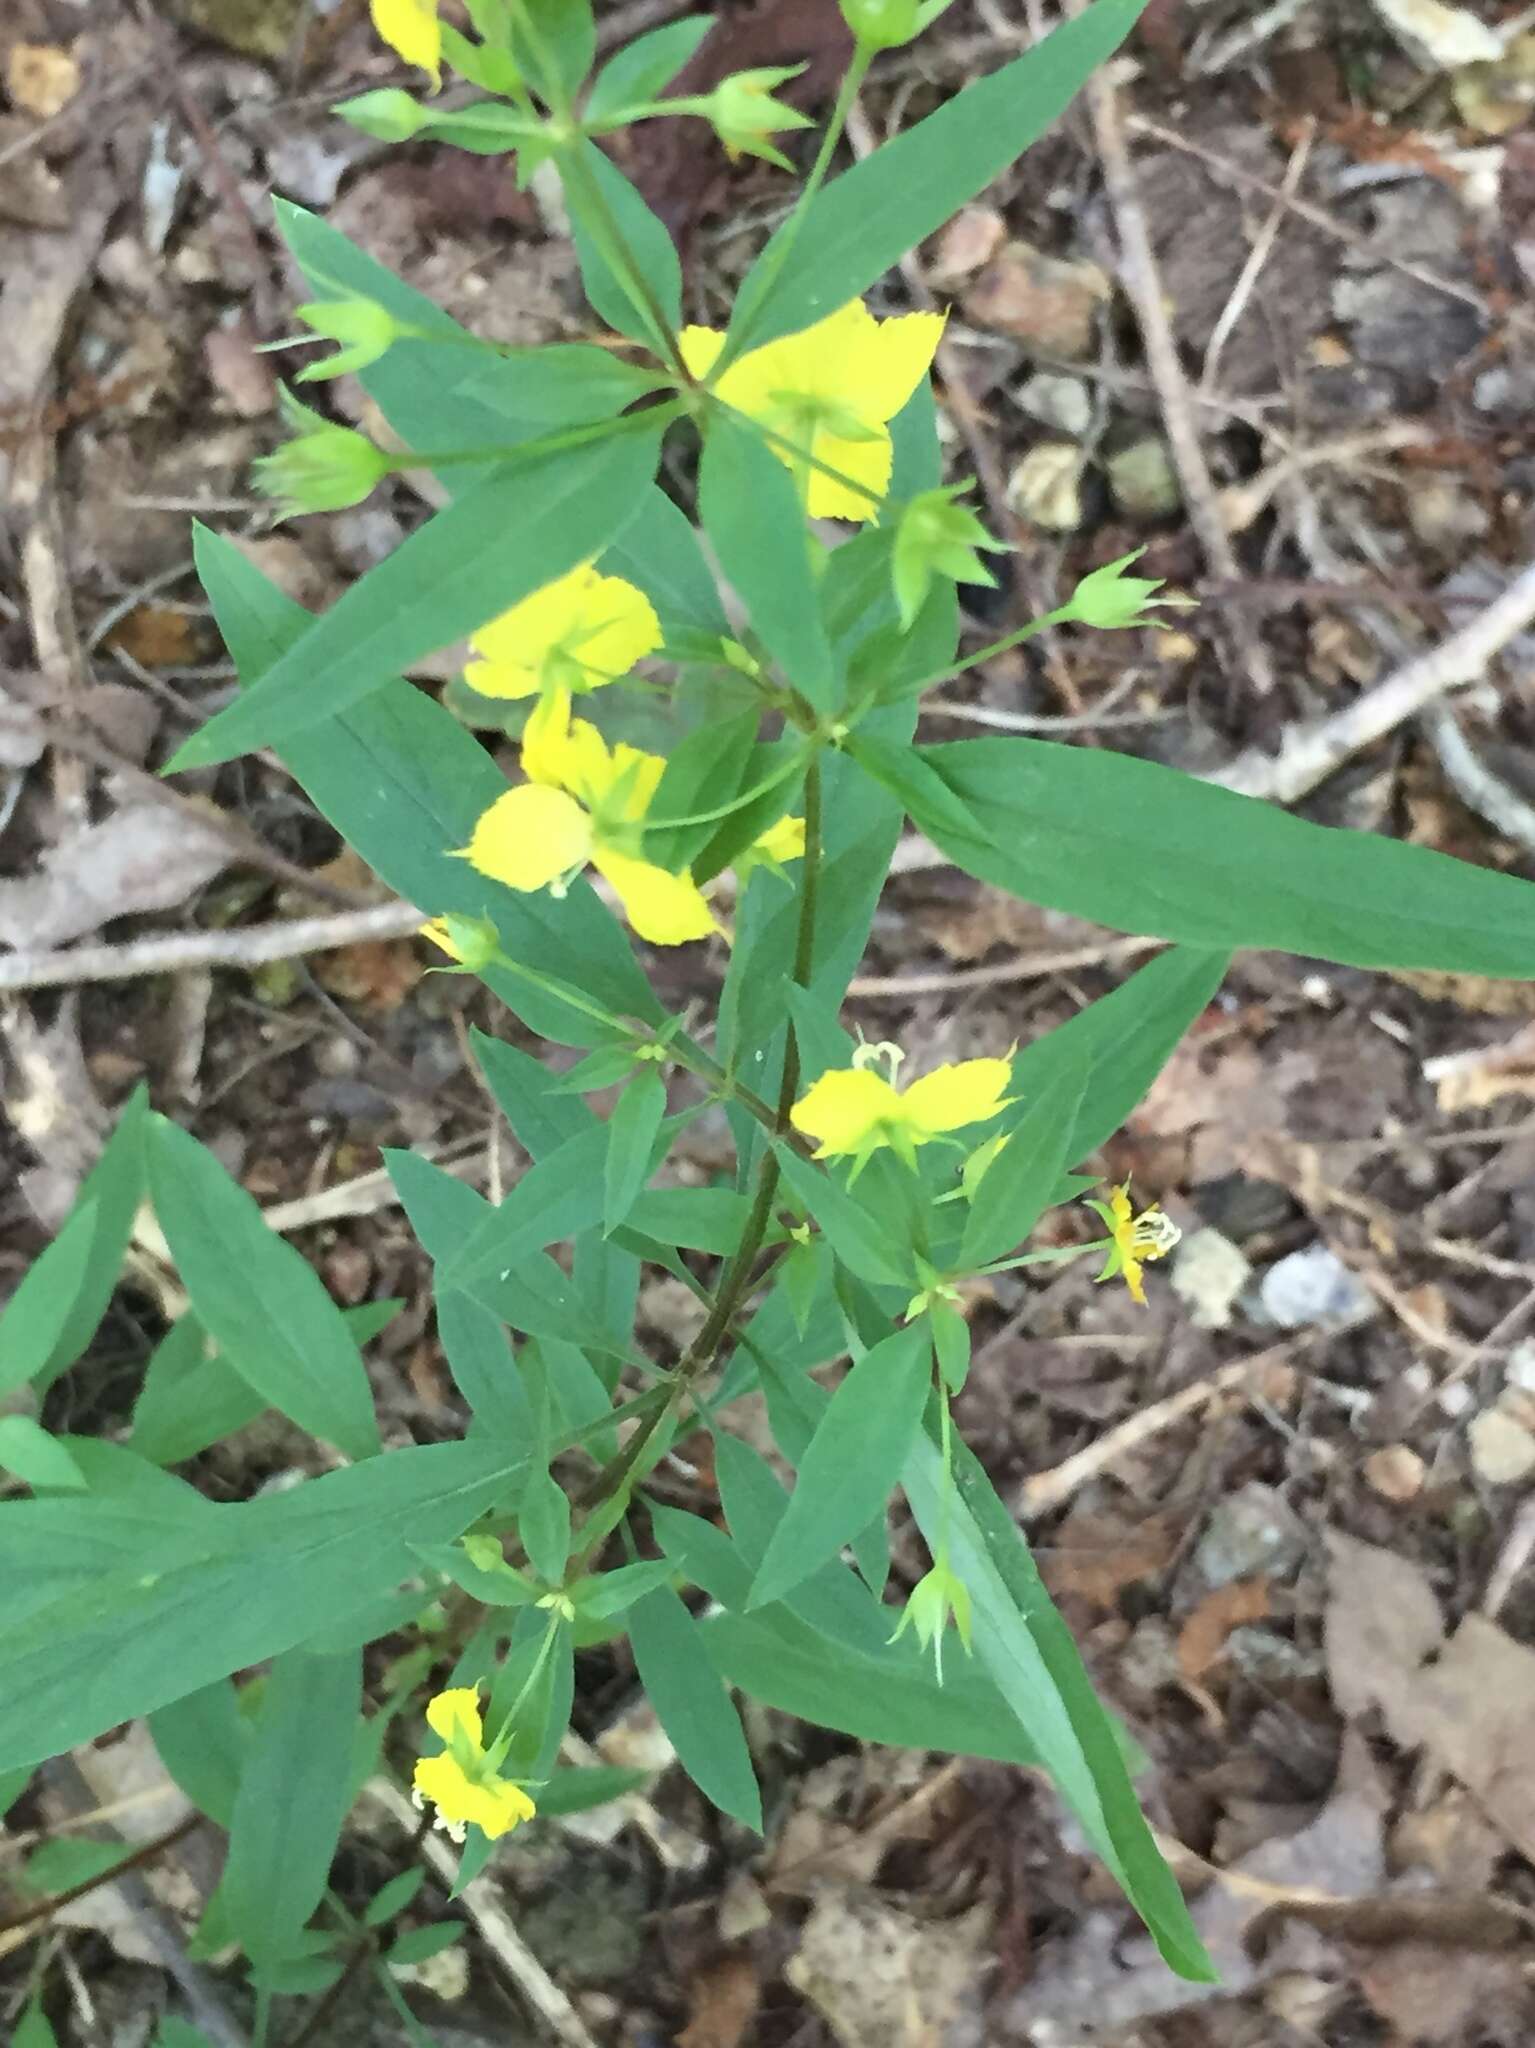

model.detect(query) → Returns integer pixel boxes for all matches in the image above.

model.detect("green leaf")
[567,140,682,345]
[219,1649,362,1967]
[150,1679,248,1828]
[387,1922,464,1967]
[15,2001,58,2048]
[153,2023,216,2048]
[0,1763,33,1815]
[747,1320,931,1610]
[0,1203,97,1396]
[0,1438,525,1772]
[627,1187,750,1253]
[410,100,546,152]
[604,1070,668,1235]
[195,525,661,1045]
[533,1763,649,1815]
[960,1056,1086,1270]
[903,1427,1214,1981]
[628,1585,762,1830]
[510,0,594,98]
[0,1085,146,1395]
[519,1465,571,1584]
[571,1556,676,1620]
[173,417,663,769]
[21,1837,125,1896]
[437,1291,533,1444]
[773,1145,911,1289]
[0,1418,86,1491]
[601,486,730,640]
[473,1033,595,1155]
[147,1116,379,1460]
[698,411,838,711]
[725,0,1148,358]
[585,15,713,120]
[645,708,762,873]
[365,1868,428,1928]
[457,344,664,425]
[919,736,1535,978]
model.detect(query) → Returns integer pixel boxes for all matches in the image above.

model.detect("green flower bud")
[889,1556,973,1682]
[1059,549,1195,632]
[840,0,954,51]
[891,483,1007,631]
[253,390,392,517]
[704,65,814,171]
[419,912,501,973]
[292,297,407,383]
[331,88,429,142]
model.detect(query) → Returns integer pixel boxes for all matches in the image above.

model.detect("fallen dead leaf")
[1040,1508,1179,1612]
[5,42,80,119]
[1358,1942,1527,2046]
[1,1000,112,1224]
[1178,1578,1272,1682]
[0,803,230,951]
[1424,1021,1535,1110]
[312,938,423,1010]
[677,1955,761,2048]
[1325,1532,1535,1869]
[106,604,201,669]
[787,1889,990,2048]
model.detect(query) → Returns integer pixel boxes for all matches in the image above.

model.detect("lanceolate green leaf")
[195,525,661,1044]
[917,737,1535,975]
[724,0,1148,359]
[223,1648,361,1969]
[0,1084,146,1395]
[603,1070,668,1236]
[0,1439,525,1772]
[585,14,712,120]
[629,1585,762,1831]
[147,1117,380,1462]
[566,140,682,347]
[747,1320,932,1610]
[903,1427,1214,1981]
[698,411,838,711]
[172,417,664,768]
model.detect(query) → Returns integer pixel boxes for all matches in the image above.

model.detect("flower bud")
[254,393,393,516]
[419,912,500,972]
[331,88,430,142]
[705,66,814,170]
[291,297,407,383]
[1059,549,1195,632]
[889,1557,973,1681]
[839,0,921,48]
[891,483,1006,631]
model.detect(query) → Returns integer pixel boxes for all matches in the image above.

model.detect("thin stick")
[1200,123,1314,398]
[1069,5,1276,696]
[1217,559,1535,802]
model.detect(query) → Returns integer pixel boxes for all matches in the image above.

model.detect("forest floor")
[7,0,1535,2042]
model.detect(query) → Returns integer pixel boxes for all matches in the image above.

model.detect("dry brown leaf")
[5,41,80,118]
[1358,1943,1527,2046]
[0,804,230,950]
[1040,1508,1179,1611]
[1425,1021,1535,1110]
[786,1889,990,2048]
[313,938,423,1010]
[1178,1578,1272,1681]
[677,1956,761,2048]
[106,604,201,669]
[1322,1531,1445,1723]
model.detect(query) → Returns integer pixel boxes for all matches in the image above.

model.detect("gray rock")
[1014,370,1092,437]
[1195,1482,1307,1588]
[1171,1228,1252,1331]
[1107,436,1181,523]
[1258,1243,1376,1329]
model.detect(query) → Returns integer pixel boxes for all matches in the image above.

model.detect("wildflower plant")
[9,0,1535,2020]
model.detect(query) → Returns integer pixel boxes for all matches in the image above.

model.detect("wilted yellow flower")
[680,299,945,520]
[412,1687,536,1844]
[463,563,662,710]
[370,0,441,86]
[461,695,716,947]
[1084,1182,1180,1306]
[790,1042,1012,1174]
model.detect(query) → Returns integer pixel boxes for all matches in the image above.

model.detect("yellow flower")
[790,1044,1012,1173]
[461,695,717,947]
[463,563,661,707]
[370,0,441,86]
[412,1687,536,1844]
[1084,1182,1180,1307]
[680,300,946,520]
[733,811,806,883]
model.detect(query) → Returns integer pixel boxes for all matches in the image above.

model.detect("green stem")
[894,608,1070,701]
[643,745,810,831]
[714,43,874,372]
[395,401,684,474]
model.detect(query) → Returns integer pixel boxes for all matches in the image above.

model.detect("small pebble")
[1195,1482,1307,1588]
[1364,1443,1426,1502]
[1258,1243,1376,1329]
[1468,1406,1535,1485]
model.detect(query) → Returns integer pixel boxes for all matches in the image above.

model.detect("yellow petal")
[471,564,595,669]
[806,427,892,521]
[459,1776,537,1839]
[521,687,575,787]
[424,1687,484,1749]
[370,0,440,82]
[574,573,662,685]
[593,849,717,945]
[679,325,727,381]
[464,784,593,893]
[898,1058,1013,1137]
[419,917,463,963]
[855,310,947,422]
[462,655,541,700]
[789,1067,901,1157]
[751,814,805,864]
